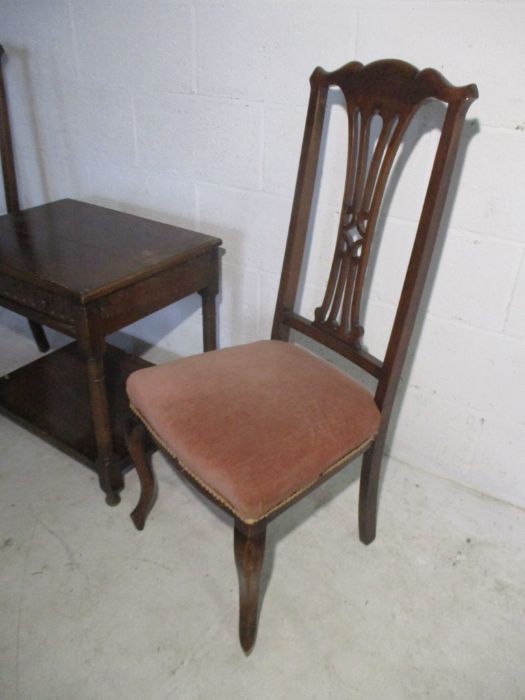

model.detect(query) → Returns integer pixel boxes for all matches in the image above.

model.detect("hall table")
[0,198,221,504]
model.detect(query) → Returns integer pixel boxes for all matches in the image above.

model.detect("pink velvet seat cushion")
[127,340,380,523]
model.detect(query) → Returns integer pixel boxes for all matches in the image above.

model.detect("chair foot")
[28,320,49,353]
[358,442,384,545]
[234,520,266,654]
[126,419,157,531]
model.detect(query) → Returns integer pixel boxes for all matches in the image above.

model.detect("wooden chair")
[126,59,478,653]
[0,44,49,352]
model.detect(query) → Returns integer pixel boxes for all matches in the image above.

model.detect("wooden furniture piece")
[0,199,221,503]
[126,59,478,652]
[0,44,49,352]
[0,47,221,504]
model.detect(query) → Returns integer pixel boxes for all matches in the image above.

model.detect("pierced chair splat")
[126,59,478,653]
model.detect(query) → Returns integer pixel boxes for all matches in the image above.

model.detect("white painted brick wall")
[135,92,263,188]
[505,252,525,340]
[0,0,524,508]
[197,182,290,273]
[195,0,358,104]
[71,0,194,93]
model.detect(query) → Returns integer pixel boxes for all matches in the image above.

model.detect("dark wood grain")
[0,198,219,301]
[271,59,477,545]
[0,342,151,466]
[0,46,222,503]
[234,521,267,654]
[0,198,221,503]
[127,420,157,530]
[129,59,478,651]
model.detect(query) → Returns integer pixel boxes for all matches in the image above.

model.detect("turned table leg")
[77,308,122,505]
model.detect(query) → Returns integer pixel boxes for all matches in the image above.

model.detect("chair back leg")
[358,439,386,545]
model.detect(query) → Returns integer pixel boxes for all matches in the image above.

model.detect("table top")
[0,199,221,302]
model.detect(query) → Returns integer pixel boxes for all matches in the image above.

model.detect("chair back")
[0,45,20,213]
[272,59,477,420]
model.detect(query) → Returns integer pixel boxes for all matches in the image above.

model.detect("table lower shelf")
[0,341,153,471]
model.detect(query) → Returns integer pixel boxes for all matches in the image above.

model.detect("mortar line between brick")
[191,1,197,94]
[195,177,292,200]
[386,213,525,249]
[357,0,519,8]
[66,0,80,78]
[181,90,265,104]
[130,96,139,167]
[502,247,524,329]
[259,104,265,191]
[482,123,525,136]
[367,296,525,344]
[421,312,525,343]
[194,182,201,229]
[353,5,360,57]
[255,271,263,337]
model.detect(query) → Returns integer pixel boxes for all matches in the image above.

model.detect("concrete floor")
[1,321,524,700]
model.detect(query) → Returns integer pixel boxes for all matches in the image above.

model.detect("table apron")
[98,252,218,336]
[0,283,76,335]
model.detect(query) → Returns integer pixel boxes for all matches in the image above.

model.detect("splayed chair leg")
[28,320,49,353]
[126,419,157,531]
[358,440,384,545]
[234,520,266,654]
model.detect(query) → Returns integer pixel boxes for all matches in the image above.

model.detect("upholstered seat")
[127,340,380,523]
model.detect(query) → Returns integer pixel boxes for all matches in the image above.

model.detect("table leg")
[77,310,123,505]
[200,288,217,352]
[28,319,50,353]
[86,353,123,504]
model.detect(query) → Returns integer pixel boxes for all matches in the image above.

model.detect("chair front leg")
[234,519,266,654]
[126,419,157,531]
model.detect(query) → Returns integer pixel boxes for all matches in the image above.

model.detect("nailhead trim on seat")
[130,403,376,525]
